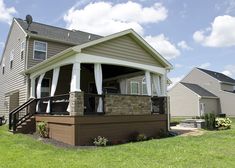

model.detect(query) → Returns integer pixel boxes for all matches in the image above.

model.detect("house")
[169,68,235,117]
[0,16,172,145]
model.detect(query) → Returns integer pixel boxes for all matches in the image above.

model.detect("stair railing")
[9,98,36,132]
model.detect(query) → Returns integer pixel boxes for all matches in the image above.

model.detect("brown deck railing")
[36,94,70,115]
[84,93,105,115]
[151,96,168,114]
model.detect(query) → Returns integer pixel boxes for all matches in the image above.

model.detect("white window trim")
[33,40,47,60]
[21,41,25,60]
[130,81,139,95]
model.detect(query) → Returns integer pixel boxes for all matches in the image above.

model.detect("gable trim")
[73,29,173,69]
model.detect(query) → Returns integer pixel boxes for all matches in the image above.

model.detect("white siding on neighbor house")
[82,35,165,68]
[0,21,26,119]
[200,98,220,115]
[182,68,235,117]
[220,83,234,92]
[168,83,199,117]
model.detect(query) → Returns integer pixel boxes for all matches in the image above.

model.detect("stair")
[15,116,36,134]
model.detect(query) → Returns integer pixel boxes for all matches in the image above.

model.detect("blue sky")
[0,0,235,86]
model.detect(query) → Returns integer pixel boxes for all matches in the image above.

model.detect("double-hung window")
[33,41,47,60]
[130,81,139,95]
[142,77,147,95]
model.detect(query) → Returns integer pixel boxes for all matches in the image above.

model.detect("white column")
[67,62,81,112]
[46,67,60,113]
[70,62,81,92]
[94,63,103,112]
[145,71,152,96]
[30,77,36,98]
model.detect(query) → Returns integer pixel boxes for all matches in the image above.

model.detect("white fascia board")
[77,53,167,75]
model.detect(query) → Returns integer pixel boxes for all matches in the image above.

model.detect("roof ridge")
[15,18,102,37]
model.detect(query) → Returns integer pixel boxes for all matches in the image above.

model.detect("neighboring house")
[169,68,235,117]
[0,17,172,145]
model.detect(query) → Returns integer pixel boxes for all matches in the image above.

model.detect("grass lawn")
[0,119,235,168]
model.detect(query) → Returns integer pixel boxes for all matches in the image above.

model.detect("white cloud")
[177,40,192,50]
[145,34,180,60]
[222,70,233,77]
[193,15,235,47]
[0,0,16,24]
[222,65,235,78]
[198,62,211,69]
[168,75,184,90]
[63,1,168,36]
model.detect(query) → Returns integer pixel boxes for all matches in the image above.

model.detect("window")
[21,41,25,60]
[41,78,50,97]
[142,77,147,95]
[33,41,47,60]
[9,50,14,69]
[130,81,139,95]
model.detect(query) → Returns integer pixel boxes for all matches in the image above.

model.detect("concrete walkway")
[171,125,205,136]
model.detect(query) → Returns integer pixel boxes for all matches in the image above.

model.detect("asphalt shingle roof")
[197,68,235,84]
[180,82,218,98]
[15,18,102,45]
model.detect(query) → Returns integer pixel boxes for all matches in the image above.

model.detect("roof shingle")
[180,82,218,98]
[197,68,235,84]
[15,18,102,45]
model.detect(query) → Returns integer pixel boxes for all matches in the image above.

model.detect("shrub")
[128,131,139,142]
[37,122,49,138]
[204,113,216,130]
[215,118,232,130]
[93,136,108,146]
[136,133,147,141]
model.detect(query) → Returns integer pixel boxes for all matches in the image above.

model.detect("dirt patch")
[26,133,97,149]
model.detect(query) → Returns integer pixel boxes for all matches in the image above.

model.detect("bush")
[215,118,232,130]
[37,122,49,138]
[204,113,216,130]
[93,136,108,146]
[136,133,147,141]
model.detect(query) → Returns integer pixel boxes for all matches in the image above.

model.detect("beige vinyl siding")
[82,35,164,67]
[27,38,72,68]
[168,83,199,117]
[220,83,234,92]
[0,21,27,119]
[200,98,220,115]
[182,68,235,116]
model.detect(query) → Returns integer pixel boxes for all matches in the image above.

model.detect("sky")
[0,0,235,87]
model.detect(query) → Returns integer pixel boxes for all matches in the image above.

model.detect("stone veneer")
[69,91,84,116]
[104,94,151,115]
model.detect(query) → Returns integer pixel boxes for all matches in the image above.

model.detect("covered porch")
[31,62,168,116]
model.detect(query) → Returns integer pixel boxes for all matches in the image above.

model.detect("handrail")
[9,98,36,131]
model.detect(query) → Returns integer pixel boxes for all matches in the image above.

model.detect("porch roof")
[23,29,173,75]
